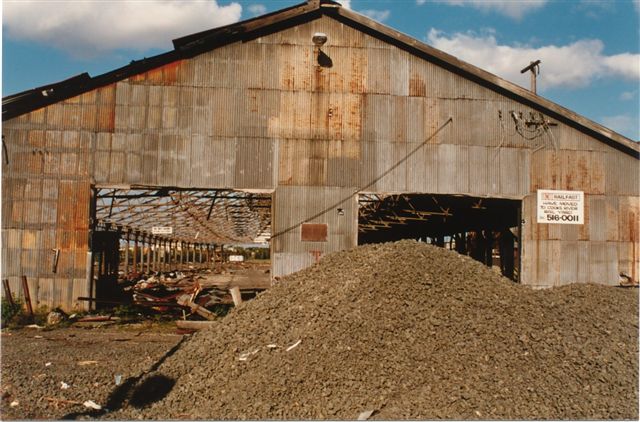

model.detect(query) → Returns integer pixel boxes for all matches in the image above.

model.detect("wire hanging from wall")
[497,110,558,154]
[269,116,454,240]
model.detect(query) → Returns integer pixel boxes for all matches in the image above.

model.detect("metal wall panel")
[589,241,618,285]
[2,13,639,301]
[589,196,606,242]
[272,185,357,256]
[273,252,318,279]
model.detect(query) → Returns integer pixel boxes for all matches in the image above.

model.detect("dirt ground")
[0,324,183,420]
[1,241,638,420]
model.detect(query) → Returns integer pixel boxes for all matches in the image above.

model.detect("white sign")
[537,189,584,225]
[228,255,244,262]
[151,226,173,235]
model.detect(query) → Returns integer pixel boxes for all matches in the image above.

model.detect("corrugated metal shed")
[2,0,639,309]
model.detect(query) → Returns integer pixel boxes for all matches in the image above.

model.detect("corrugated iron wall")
[2,86,113,310]
[2,15,639,309]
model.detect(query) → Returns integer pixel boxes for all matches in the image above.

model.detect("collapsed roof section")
[95,187,271,244]
[2,0,638,158]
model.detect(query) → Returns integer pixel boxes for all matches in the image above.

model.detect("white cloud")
[3,0,243,57]
[602,114,639,140]
[426,29,640,90]
[248,4,267,16]
[417,0,548,20]
[634,0,640,12]
[360,9,391,22]
[620,90,637,101]
[339,0,352,9]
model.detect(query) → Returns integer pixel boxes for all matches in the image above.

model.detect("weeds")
[1,298,24,328]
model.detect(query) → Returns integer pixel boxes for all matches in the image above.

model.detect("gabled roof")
[3,0,638,158]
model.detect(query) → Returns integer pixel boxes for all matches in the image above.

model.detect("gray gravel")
[106,240,639,420]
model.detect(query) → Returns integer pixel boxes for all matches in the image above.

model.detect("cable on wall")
[269,116,454,240]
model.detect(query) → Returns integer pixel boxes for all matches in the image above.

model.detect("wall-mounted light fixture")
[312,32,333,68]
[312,32,328,47]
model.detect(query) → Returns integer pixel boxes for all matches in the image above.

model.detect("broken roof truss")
[95,187,271,245]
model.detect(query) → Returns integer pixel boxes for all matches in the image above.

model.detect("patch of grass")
[1,298,25,328]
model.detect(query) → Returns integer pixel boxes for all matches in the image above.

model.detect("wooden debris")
[229,286,243,306]
[176,295,216,320]
[176,320,216,330]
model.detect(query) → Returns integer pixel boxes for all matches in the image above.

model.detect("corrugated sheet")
[589,241,619,285]
[272,185,356,257]
[2,13,638,305]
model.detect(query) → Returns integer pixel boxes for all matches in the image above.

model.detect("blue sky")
[3,0,639,140]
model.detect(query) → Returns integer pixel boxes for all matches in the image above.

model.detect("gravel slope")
[104,240,639,420]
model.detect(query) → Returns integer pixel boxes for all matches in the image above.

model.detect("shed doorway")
[87,186,272,309]
[358,193,521,281]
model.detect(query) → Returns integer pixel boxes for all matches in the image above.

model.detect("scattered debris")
[60,382,69,390]
[115,375,122,386]
[238,348,261,361]
[108,240,638,420]
[176,294,217,321]
[25,324,43,329]
[286,340,301,352]
[45,397,83,408]
[46,310,65,326]
[77,361,98,366]
[229,286,243,306]
[175,320,216,331]
[357,409,376,420]
[77,316,113,323]
[44,362,52,367]
[82,400,102,410]
[10,400,19,407]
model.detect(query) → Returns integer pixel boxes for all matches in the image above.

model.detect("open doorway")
[87,186,272,313]
[358,193,521,281]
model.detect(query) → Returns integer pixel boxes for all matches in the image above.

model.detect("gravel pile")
[111,240,638,420]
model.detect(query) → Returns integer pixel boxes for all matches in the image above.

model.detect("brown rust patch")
[301,223,328,242]
[348,51,366,94]
[314,66,328,93]
[160,60,183,85]
[27,130,45,148]
[29,108,46,124]
[282,62,295,90]
[97,84,116,105]
[409,74,426,97]
[129,72,147,84]
[96,105,116,132]
[80,105,97,129]
[56,230,75,250]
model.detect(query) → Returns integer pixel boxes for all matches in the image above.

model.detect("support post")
[21,276,34,317]
[123,232,130,276]
[163,239,168,271]
[133,233,139,274]
[152,237,159,272]
[3,279,15,306]
[140,235,146,273]
[146,236,152,273]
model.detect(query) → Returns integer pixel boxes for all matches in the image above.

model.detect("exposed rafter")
[95,188,271,244]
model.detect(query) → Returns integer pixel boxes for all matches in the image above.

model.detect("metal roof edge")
[3,0,637,159]
[2,1,321,122]
[329,6,638,158]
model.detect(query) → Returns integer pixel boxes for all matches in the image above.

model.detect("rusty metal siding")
[1,82,108,309]
[271,185,357,258]
[235,138,275,189]
[606,151,640,196]
[3,13,639,298]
